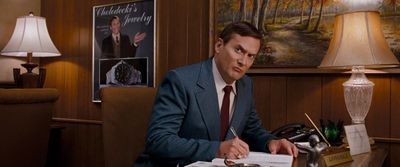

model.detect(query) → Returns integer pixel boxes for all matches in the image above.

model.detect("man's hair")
[109,16,120,26]
[218,21,262,43]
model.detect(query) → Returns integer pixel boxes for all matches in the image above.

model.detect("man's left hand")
[268,138,298,157]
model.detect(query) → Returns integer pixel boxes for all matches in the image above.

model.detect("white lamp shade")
[319,11,399,69]
[1,15,60,57]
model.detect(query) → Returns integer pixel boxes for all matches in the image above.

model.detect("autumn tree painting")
[215,0,400,67]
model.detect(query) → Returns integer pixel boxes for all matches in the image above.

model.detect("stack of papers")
[185,152,293,167]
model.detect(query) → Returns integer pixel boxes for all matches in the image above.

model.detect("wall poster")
[92,0,155,102]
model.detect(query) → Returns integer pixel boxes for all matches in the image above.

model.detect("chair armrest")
[0,88,59,104]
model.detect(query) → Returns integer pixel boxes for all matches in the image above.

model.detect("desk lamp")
[1,12,60,88]
[319,0,399,124]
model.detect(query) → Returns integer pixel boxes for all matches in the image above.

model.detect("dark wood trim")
[52,117,103,125]
[248,67,400,74]
[0,82,17,88]
[372,137,400,144]
[209,0,214,57]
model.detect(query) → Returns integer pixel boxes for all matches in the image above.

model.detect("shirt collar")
[212,58,236,95]
[112,33,120,40]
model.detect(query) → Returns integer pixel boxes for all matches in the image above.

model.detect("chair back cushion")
[0,88,59,167]
[101,87,156,167]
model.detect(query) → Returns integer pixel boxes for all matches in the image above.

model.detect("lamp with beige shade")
[319,0,399,124]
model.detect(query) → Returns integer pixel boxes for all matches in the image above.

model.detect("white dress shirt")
[212,58,236,122]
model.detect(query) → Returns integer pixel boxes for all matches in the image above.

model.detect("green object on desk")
[320,119,343,143]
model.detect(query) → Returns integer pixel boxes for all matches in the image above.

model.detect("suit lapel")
[195,59,220,140]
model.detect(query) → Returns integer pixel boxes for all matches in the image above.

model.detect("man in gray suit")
[137,22,298,166]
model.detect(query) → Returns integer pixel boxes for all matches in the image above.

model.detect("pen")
[230,127,238,138]
[230,127,246,159]
[304,113,331,147]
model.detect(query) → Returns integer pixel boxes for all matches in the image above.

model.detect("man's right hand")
[133,32,146,46]
[216,137,249,159]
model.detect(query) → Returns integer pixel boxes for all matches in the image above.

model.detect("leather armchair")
[101,87,156,167]
[0,88,59,167]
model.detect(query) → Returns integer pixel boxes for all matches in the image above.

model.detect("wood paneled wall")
[41,0,399,166]
[41,0,210,166]
[251,74,400,166]
[251,74,396,133]
[41,0,210,119]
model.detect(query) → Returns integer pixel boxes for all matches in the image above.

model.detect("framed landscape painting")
[212,0,400,72]
[92,0,155,102]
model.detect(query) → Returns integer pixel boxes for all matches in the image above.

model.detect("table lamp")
[1,12,60,88]
[319,0,399,124]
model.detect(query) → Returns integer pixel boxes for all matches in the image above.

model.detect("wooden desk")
[293,147,388,167]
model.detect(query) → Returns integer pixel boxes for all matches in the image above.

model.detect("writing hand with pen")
[216,127,249,159]
[216,127,299,159]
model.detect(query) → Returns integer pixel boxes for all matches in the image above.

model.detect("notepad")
[211,152,293,167]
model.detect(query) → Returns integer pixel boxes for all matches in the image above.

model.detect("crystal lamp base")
[343,66,374,124]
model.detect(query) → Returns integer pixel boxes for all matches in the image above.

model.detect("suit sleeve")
[241,79,278,152]
[145,71,219,163]
[125,35,137,57]
[131,44,137,57]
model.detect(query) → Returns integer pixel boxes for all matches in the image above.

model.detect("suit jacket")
[139,58,276,166]
[101,34,137,58]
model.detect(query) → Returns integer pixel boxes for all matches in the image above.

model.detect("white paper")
[184,161,213,167]
[211,152,293,167]
[344,124,371,155]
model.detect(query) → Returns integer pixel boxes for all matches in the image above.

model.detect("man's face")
[110,18,121,35]
[214,34,260,84]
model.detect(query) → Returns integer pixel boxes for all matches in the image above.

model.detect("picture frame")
[210,0,400,74]
[92,0,156,102]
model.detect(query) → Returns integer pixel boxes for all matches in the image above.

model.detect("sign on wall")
[92,0,155,102]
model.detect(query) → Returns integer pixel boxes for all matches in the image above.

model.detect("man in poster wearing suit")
[101,16,146,58]
[136,22,298,166]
